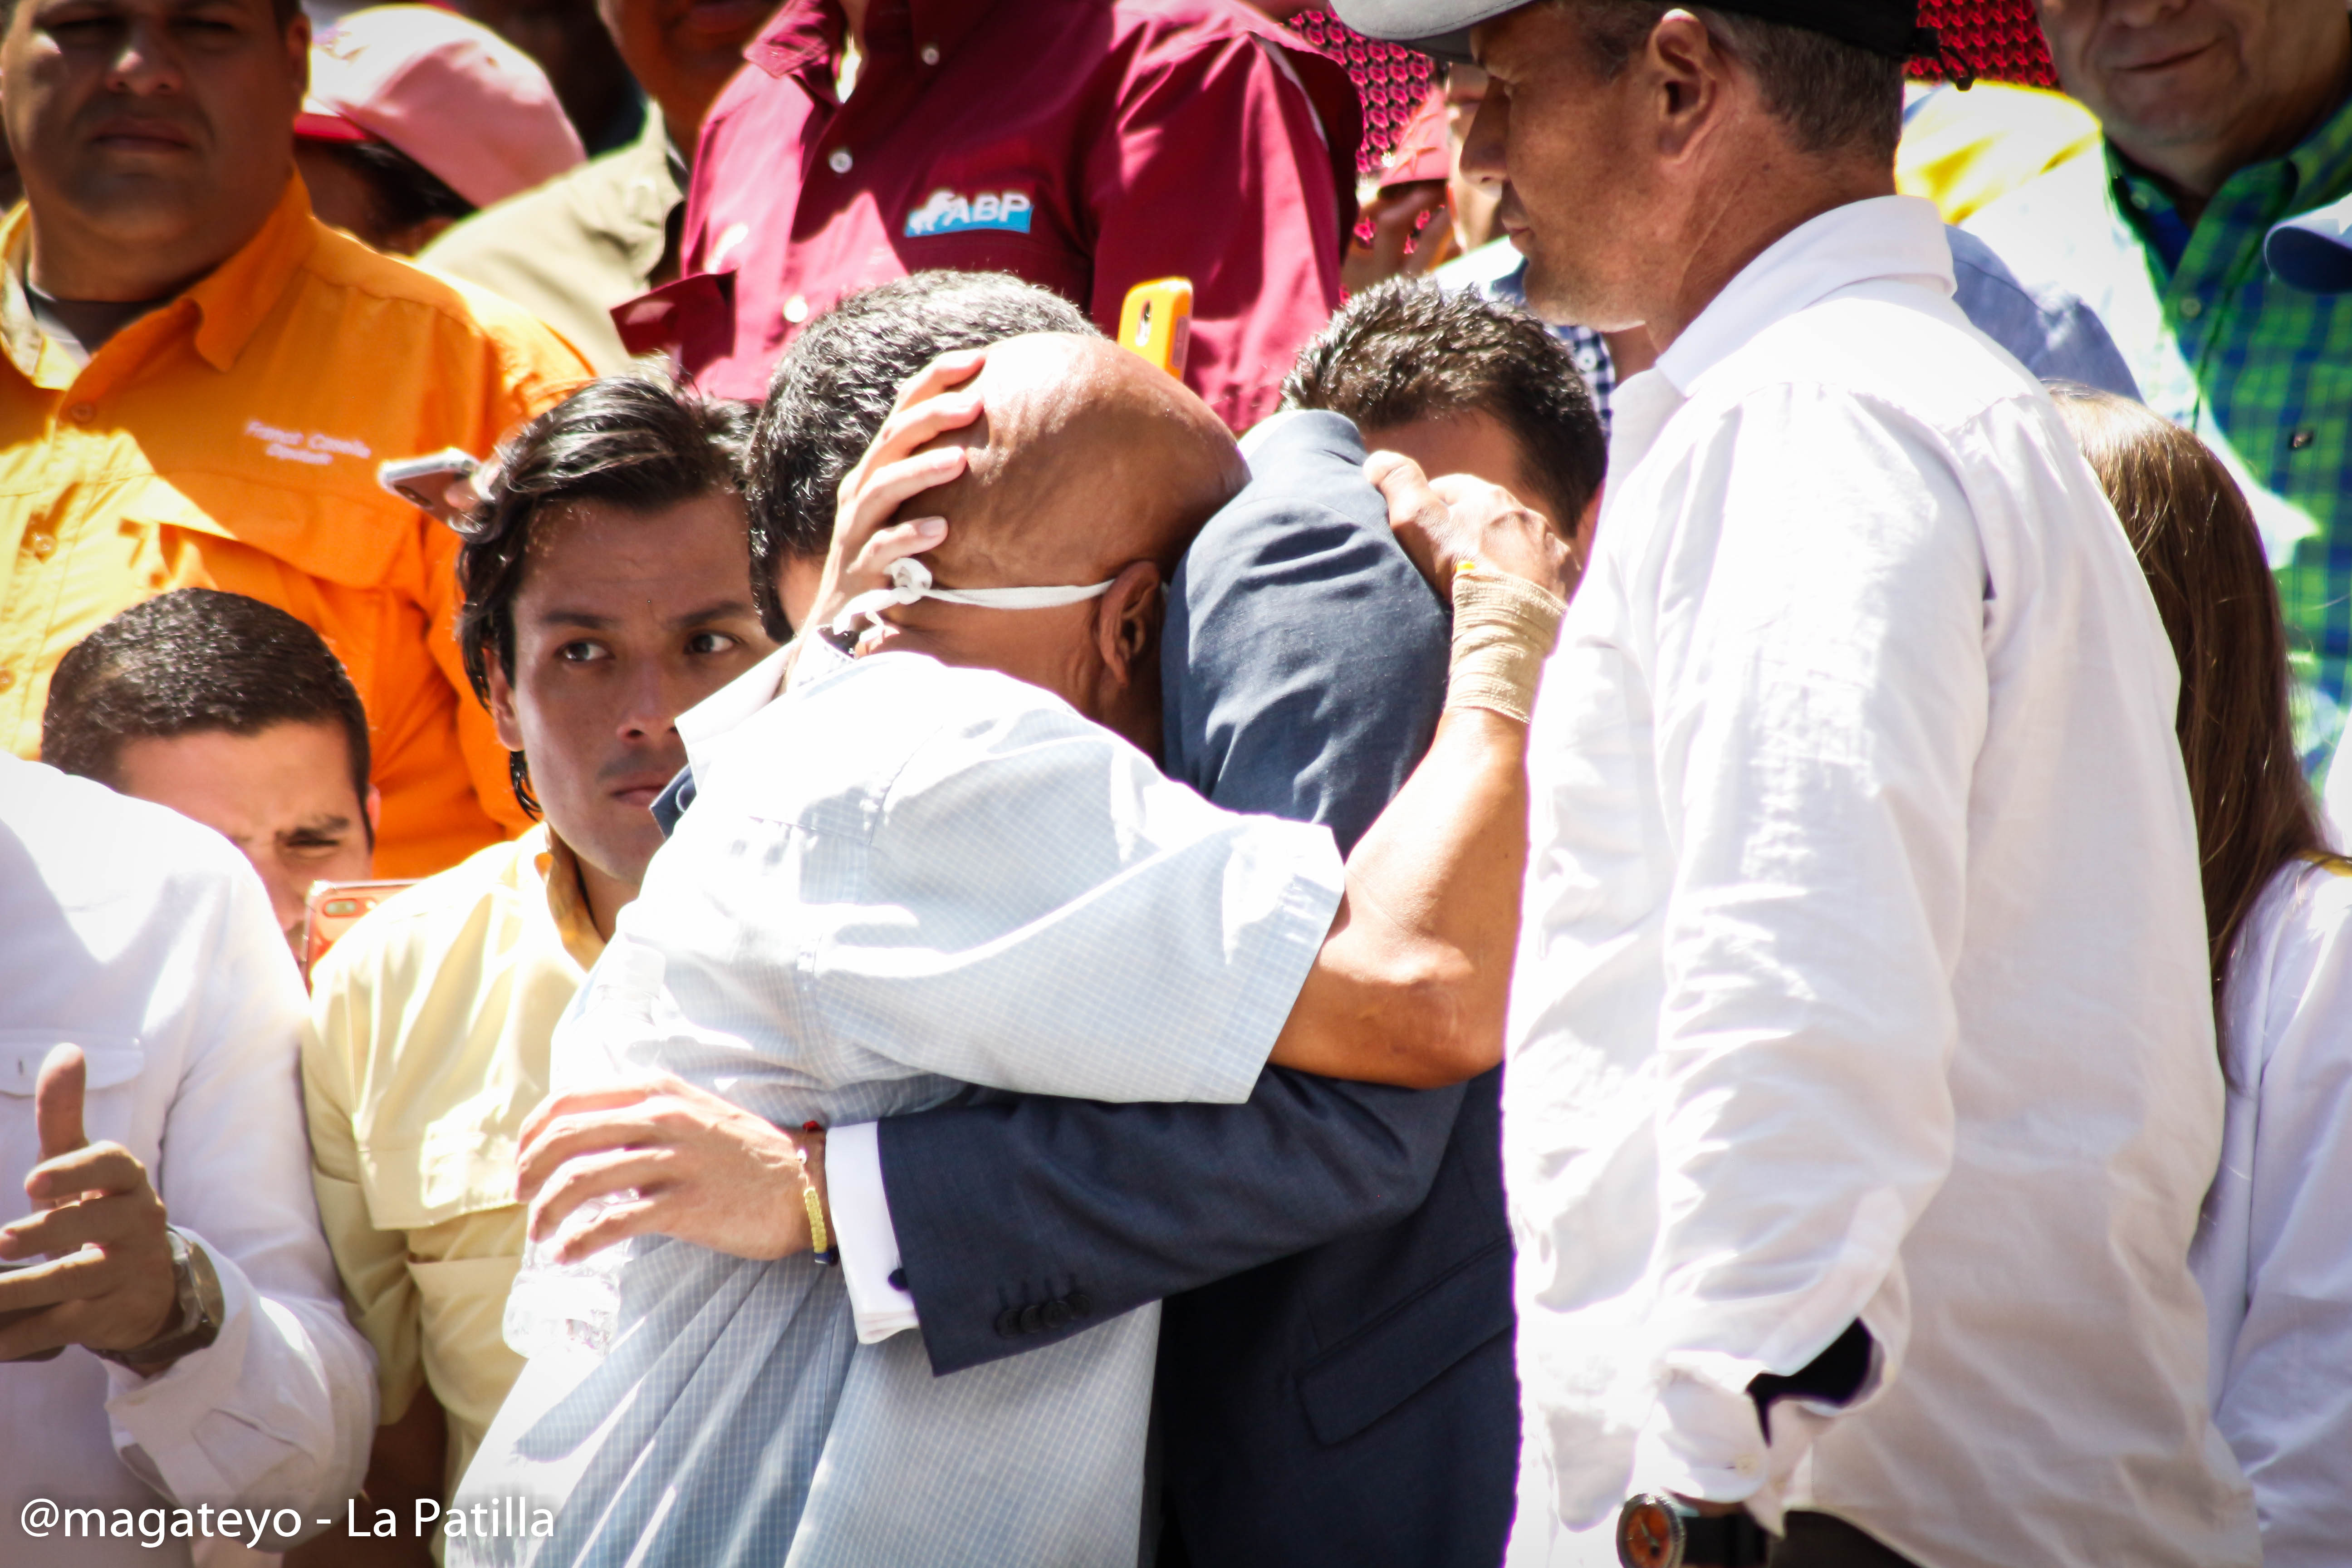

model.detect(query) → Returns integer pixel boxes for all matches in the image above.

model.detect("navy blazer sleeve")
[876,412,1460,1375]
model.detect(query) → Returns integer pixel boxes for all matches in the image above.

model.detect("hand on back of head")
[809,334,1250,748]
[1366,450,1581,604]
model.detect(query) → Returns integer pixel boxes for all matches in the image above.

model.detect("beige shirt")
[303,823,604,1484]
[420,110,681,373]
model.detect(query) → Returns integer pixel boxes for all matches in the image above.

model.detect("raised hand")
[1365,449,1581,600]
[804,348,990,635]
[0,1044,181,1366]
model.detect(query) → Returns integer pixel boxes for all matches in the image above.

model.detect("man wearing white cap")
[1334,1,2262,1566]
[294,4,585,257]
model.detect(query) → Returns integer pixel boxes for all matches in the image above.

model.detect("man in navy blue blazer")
[869,406,1516,1566]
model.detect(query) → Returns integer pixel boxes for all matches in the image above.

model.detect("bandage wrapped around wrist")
[1447,562,1565,722]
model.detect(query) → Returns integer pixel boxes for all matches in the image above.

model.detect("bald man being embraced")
[452,333,1570,1568]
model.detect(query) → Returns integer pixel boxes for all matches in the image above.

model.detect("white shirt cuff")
[103,1231,258,1502]
[1627,1355,1772,1509]
[826,1121,920,1343]
[1626,1334,1888,1529]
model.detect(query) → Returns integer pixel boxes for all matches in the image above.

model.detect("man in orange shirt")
[0,0,589,875]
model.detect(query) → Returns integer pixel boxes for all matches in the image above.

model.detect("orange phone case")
[1117,278,1195,377]
[301,878,419,982]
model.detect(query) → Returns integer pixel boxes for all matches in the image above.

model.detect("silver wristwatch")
[94,1228,225,1368]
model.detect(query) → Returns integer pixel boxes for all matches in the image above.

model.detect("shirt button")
[2178,296,2204,319]
[2291,428,2315,451]
[2130,190,2151,210]
[25,530,54,559]
[0,669,15,693]
[920,43,941,65]
[828,147,853,175]
[67,402,93,422]
[783,294,811,324]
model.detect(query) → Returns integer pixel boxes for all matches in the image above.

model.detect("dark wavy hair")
[455,373,755,815]
[2049,384,2326,1034]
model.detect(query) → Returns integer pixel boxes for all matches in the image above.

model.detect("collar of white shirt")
[1653,194,1955,397]
[676,634,856,774]
[1603,194,1956,484]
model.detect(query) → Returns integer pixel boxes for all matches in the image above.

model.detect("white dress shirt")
[460,649,1341,1566]
[1504,196,2256,1568]
[0,757,374,1568]
[665,638,921,1341]
[2195,854,2352,1567]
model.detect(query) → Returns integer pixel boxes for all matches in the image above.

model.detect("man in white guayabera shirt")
[0,756,375,1566]
[1336,3,2261,1568]
[454,331,1578,1567]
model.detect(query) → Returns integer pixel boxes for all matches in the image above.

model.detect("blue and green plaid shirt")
[1970,93,2352,769]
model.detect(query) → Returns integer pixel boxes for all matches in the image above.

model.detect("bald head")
[907,333,1248,590]
[860,333,1247,759]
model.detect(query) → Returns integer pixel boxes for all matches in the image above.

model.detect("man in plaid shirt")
[1970,0,2352,768]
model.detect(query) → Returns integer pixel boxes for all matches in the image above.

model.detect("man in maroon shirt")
[640,0,1359,431]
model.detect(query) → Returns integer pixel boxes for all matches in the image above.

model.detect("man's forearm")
[1269,706,1529,1088]
[1262,474,1572,1091]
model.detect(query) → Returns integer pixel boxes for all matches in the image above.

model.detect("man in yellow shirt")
[299,377,780,1555]
[0,0,589,877]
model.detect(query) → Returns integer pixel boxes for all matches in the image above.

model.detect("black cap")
[1332,0,1939,64]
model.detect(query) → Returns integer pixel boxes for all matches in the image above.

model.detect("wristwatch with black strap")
[93,1227,225,1371]
[1616,1493,1774,1568]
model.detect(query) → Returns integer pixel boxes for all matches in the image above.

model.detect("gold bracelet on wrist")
[797,1120,838,1265]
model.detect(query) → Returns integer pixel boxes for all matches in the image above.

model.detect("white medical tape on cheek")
[829,556,1116,637]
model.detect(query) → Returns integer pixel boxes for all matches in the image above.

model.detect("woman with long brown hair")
[2053,385,2352,1566]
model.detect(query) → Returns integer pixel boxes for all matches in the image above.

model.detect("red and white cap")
[297,4,586,211]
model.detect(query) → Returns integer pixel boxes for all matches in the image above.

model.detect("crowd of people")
[3,0,2351,1566]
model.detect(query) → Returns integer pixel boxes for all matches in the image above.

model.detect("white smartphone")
[377,449,482,528]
